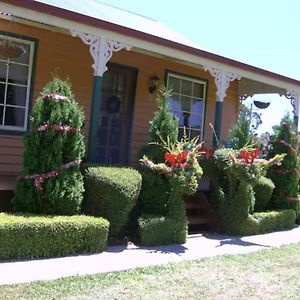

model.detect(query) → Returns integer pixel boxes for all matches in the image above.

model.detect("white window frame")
[0,34,35,133]
[166,72,207,140]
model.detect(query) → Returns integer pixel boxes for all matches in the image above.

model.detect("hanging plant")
[0,39,25,59]
[253,100,270,109]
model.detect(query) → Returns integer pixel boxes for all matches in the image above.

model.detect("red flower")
[240,148,259,164]
[165,152,177,167]
[165,150,189,167]
[177,150,189,165]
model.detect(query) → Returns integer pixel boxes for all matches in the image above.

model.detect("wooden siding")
[0,19,238,185]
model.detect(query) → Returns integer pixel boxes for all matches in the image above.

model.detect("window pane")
[8,63,28,85]
[193,82,204,98]
[6,85,27,106]
[98,128,108,146]
[109,149,120,164]
[96,147,106,164]
[117,74,125,92]
[4,106,25,127]
[10,43,30,64]
[168,95,180,112]
[109,130,121,146]
[190,129,201,139]
[190,114,201,128]
[168,76,180,93]
[174,111,184,127]
[0,61,7,82]
[0,84,5,104]
[181,79,192,95]
[191,99,203,114]
[181,96,191,112]
[0,105,3,125]
[182,111,191,127]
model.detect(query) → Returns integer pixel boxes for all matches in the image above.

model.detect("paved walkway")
[1,226,300,286]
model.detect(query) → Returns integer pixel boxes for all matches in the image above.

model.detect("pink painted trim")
[3,0,300,86]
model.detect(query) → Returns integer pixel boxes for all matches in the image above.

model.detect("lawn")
[1,243,300,299]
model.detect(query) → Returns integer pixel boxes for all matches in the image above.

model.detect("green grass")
[1,243,300,299]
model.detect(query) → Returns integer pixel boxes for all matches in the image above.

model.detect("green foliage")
[230,210,296,236]
[148,88,178,159]
[139,190,187,246]
[254,176,275,212]
[228,104,256,149]
[138,215,177,246]
[137,87,182,244]
[139,131,203,245]
[138,168,171,215]
[82,166,142,236]
[0,213,109,260]
[203,148,294,235]
[13,77,85,215]
[267,116,300,218]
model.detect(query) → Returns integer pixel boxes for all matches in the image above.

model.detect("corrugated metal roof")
[34,0,200,49]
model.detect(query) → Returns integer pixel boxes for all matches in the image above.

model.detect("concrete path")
[1,225,300,286]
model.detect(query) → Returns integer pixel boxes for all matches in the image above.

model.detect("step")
[188,215,211,225]
[185,199,206,210]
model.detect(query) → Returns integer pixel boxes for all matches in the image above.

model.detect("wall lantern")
[0,39,25,59]
[148,75,159,94]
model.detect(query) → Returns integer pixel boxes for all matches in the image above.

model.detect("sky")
[100,0,300,133]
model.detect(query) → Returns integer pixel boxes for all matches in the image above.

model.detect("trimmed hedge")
[229,210,296,236]
[138,168,171,215]
[138,190,188,246]
[82,166,142,236]
[254,176,275,212]
[0,213,109,260]
[138,215,177,246]
[201,149,296,236]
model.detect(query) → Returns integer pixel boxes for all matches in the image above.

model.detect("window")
[0,34,35,133]
[167,72,207,140]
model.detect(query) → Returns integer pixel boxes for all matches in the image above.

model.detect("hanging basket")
[253,100,270,109]
[0,39,25,59]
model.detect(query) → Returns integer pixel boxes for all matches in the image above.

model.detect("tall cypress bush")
[138,88,178,215]
[13,77,85,215]
[267,117,300,219]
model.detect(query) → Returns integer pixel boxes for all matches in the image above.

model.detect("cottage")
[0,0,300,208]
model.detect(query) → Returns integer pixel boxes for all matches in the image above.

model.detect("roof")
[35,0,200,49]
[1,0,300,88]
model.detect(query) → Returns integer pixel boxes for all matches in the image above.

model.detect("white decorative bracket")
[285,89,300,117]
[70,30,132,76]
[204,66,241,102]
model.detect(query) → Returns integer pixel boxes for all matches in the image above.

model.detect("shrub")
[137,88,179,220]
[202,148,289,235]
[267,117,300,219]
[13,77,85,215]
[0,213,109,260]
[254,176,275,212]
[138,215,186,246]
[82,166,142,236]
[230,210,296,236]
[138,168,171,215]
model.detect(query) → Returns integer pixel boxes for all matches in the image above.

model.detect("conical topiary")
[138,88,178,215]
[267,116,300,219]
[139,87,178,163]
[13,77,85,215]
